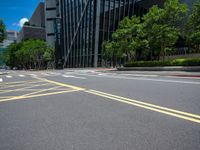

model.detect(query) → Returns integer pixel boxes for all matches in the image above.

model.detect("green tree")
[2,39,54,70]
[43,46,55,68]
[186,0,200,51]
[0,18,6,43]
[109,16,149,62]
[2,43,22,68]
[143,0,188,61]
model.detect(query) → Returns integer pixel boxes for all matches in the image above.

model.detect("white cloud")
[19,18,29,27]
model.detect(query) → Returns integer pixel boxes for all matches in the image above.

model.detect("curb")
[117,66,200,72]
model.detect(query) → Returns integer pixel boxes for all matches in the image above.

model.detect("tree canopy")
[2,39,55,70]
[185,0,200,51]
[102,0,188,64]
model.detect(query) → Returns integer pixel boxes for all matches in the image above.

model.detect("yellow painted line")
[0,80,39,85]
[0,83,52,94]
[22,86,62,97]
[85,90,200,124]
[34,78,200,123]
[89,90,200,120]
[0,89,80,103]
[36,78,85,91]
[0,96,16,99]
[0,81,45,89]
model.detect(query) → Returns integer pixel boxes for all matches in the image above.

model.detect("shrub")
[124,58,200,67]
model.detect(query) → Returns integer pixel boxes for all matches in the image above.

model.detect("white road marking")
[69,72,200,85]
[121,74,158,77]
[6,75,12,78]
[49,72,61,75]
[41,73,50,76]
[19,75,25,77]
[98,73,106,76]
[29,74,37,77]
[167,76,200,80]
[0,78,3,82]
[62,74,86,79]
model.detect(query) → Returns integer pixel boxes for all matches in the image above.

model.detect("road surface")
[0,69,200,150]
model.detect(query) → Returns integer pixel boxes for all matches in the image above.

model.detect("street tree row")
[102,0,200,66]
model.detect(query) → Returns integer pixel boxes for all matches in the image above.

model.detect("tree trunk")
[160,43,165,61]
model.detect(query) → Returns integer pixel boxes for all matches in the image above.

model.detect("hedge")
[124,58,200,67]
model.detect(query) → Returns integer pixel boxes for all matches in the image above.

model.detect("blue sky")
[0,0,44,31]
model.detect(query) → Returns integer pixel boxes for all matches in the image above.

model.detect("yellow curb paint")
[85,90,200,124]
[89,90,200,120]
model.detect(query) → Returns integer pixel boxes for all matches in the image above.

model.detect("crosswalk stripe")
[0,78,3,82]
[6,75,12,78]
[41,73,50,76]
[62,75,86,79]
[29,74,37,77]
[19,75,25,77]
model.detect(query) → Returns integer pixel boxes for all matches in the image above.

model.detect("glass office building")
[56,0,164,68]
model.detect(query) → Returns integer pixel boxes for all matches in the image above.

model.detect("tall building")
[53,0,164,68]
[50,0,193,68]
[17,2,46,42]
[45,0,61,48]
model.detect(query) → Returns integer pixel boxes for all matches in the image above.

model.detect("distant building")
[0,30,18,49]
[17,2,46,42]
[45,0,60,48]
[0,30,18,65]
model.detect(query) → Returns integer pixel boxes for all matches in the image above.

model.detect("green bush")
[171,58,200,66]
[124,58,200,67]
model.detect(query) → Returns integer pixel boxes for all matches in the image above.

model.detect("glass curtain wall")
[59,0,148,68]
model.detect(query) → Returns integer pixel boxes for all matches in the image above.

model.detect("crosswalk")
[0,70,114,82]
[1,70,199,84]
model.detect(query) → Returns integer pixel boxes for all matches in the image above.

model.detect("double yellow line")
[85,90,200,124]
[38,78,200,124]
[1,77,200,124]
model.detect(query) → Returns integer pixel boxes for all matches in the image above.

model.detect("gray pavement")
[0,69,200,150]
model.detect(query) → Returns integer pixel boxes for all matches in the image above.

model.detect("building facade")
[45,0,61,48]
[0,30,18,66]
[17,2,46,42]
[55,0,165,68]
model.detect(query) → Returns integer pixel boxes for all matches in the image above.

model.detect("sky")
[0,0,44,31]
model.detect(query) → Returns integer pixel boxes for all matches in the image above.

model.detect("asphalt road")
[0,69,200,150]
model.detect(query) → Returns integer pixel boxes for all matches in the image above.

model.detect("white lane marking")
[69,72,200,85]
[49,72,61,75]
[41,73,50,76]
[29,74,37,77]
[98,73,106,76]
[19,75,25,77]
[6,75,12,78]
[0,78,3,82]
[62,74,86,79]
[167,76,200,80]
[121,74,158,77]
